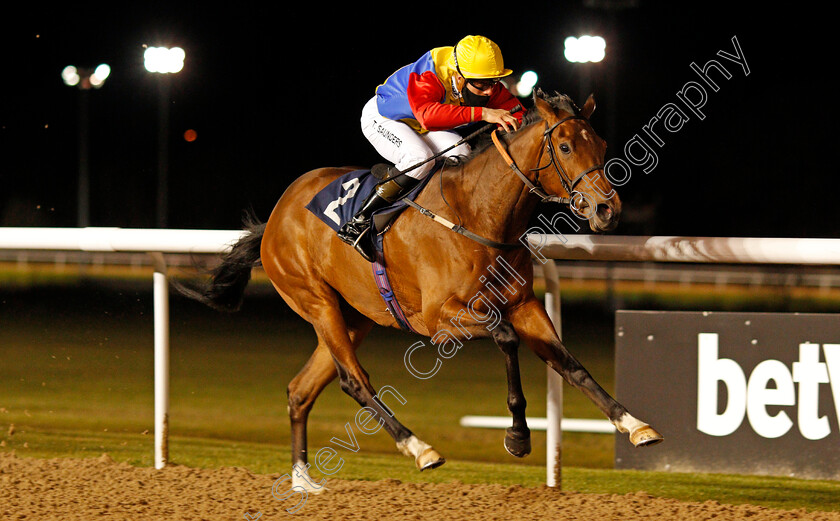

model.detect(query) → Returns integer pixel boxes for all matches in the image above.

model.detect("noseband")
[491,115,605,205]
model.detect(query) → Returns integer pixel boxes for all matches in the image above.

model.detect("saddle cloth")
[305,168,431,244]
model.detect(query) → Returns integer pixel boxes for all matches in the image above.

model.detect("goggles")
[466,77,501,90]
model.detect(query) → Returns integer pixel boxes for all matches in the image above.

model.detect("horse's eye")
[559,143,571,154]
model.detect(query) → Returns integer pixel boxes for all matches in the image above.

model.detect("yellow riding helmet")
[453,35,513,79]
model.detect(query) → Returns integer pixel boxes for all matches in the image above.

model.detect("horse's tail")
[175,211,265,312]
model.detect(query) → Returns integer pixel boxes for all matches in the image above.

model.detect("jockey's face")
[454,72,499,97]
[465,77,501,94]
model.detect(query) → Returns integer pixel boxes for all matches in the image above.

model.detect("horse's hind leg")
[509,299,663,447]
[287,310,374,492]
[311,299,445,471]
[287,342,338,494]
[492,321,531,458]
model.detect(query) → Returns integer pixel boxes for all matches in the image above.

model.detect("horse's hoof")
[630,425,664,447]
[292,474,327,495]
[416,447,446,471]
[504,427,532,458]
[304,484,327,496]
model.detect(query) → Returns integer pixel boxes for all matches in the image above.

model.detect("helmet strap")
[451,74,466,99]
[452,44,463,76]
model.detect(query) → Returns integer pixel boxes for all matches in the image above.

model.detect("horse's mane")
[464,89,581,161]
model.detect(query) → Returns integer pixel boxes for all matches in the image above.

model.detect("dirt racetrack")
[3,452,840,521]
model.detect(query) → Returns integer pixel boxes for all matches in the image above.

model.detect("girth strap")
[372,249,420,333]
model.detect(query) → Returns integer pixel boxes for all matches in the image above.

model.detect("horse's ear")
[581,94,596,119]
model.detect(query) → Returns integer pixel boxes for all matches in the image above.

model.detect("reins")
[397,108,605,251]
[387,105,524,183]
[394,105,526,251]
[493,115,605,205]
[491,126,559,203]
[402,198,522,250]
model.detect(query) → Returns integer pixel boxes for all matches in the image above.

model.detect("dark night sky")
[2,3,837,238]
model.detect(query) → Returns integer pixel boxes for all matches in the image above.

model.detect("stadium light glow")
[564,35,606,63]
[90,64,111,87]
[62,63,110,90]
[61,65,80,87]
[515,70,539,97]
[144,46,186,74]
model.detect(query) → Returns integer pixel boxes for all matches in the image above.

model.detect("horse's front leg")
[492,320,531,457]
[508,298,663,447]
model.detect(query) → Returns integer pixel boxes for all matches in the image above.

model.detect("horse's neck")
[442,124,543,243]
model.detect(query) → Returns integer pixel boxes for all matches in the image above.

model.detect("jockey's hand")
[482,107,520,133]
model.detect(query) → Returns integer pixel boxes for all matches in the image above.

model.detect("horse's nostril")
[597,204,614,221]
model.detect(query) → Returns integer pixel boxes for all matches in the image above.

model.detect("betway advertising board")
[614,311,840,479]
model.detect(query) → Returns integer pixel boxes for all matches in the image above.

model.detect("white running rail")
[4,228,840,483]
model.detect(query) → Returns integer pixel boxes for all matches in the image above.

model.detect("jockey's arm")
[407,71,482,131]
[407,71,525,132]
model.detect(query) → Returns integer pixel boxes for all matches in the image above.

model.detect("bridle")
[491,115,605,205]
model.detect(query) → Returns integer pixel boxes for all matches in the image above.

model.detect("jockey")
[338,35,525,261]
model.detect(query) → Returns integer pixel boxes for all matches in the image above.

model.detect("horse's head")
[531,90,621,232]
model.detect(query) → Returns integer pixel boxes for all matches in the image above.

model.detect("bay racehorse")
[180,89,662,491]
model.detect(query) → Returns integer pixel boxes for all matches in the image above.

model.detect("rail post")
[149,252,170,469]
[543,260,564,487]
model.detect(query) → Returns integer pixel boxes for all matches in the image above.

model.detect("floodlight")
[564,35,606,63]
[144,46,185,74]
[516,70,539,97]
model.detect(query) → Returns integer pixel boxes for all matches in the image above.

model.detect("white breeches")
[360,97,471,180]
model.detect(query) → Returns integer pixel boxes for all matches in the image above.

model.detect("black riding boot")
[337,166,418,261]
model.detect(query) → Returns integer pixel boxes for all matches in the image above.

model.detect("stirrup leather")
[337,173,420,262]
